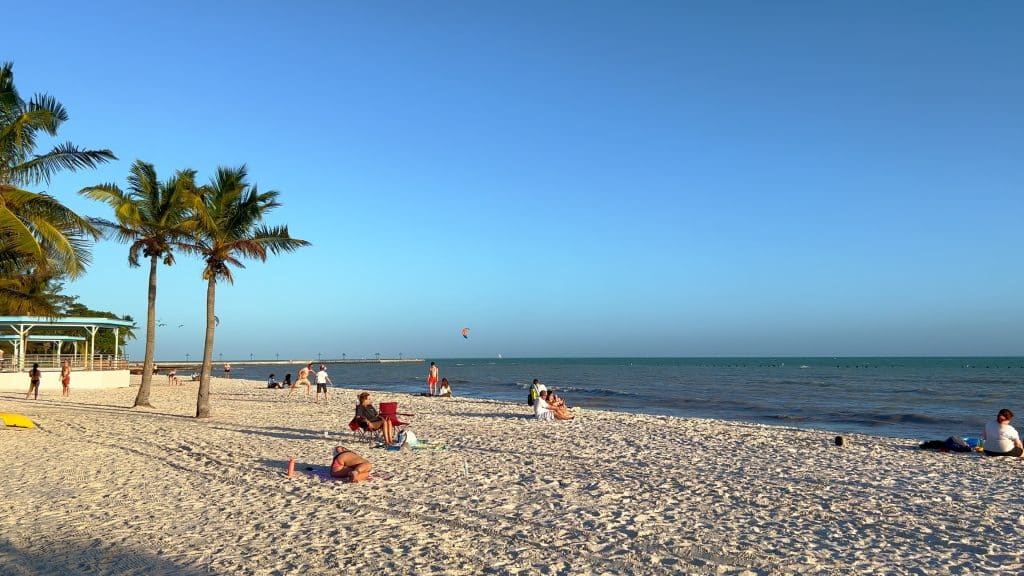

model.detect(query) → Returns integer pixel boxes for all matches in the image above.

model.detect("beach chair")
[378,402,414,429]
[348,417,382,442]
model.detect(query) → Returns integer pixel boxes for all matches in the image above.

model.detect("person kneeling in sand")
[982,408,1024,457]
[330,446,372,482]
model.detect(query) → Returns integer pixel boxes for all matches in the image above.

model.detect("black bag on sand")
[945,436,972,452]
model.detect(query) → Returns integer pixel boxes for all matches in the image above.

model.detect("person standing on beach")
[982,408,1024,457]
[290,363,313,397]
[314,365,332,403]
[26,363,41,400]
[60,360,71,397]
[427,362,439,396]
[223,363,232,378]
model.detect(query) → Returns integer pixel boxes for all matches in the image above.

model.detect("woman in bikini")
[354,392,395,444]
[547,390,575,420]
[26,363,41,400]
[330,446,372,482]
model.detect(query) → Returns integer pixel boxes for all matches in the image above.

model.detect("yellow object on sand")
[0,413,36,429]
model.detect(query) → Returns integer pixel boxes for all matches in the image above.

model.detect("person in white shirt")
[314,365,332,403]
[982,408,1024,457]
[534,390,554,421]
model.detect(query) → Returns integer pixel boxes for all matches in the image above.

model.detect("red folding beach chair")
[378,401,414,429]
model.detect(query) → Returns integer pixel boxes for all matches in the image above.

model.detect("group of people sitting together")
[266,373,292,389]
[529,379,575,421]
[325,377,575,482]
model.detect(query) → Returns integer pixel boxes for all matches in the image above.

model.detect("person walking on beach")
[982,408,1024,457]
[26,363,41,400]
[60,360,71,397]
[314,365,332,403]
[427,361,439,396]
[290,363,313,397]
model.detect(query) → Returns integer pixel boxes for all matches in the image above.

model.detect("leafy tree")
[0,61,115,313]
[180,165,309,418]
[80,160,197,407]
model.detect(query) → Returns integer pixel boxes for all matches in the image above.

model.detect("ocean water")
[228,357,1024,441]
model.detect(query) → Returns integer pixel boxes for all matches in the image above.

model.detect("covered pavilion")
[0,316,134,372]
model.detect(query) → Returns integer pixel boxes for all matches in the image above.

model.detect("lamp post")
[250,353,254,361]
[375,352,380,362]
[218,353,223,362]
[317,352,322,363]
[342,353,346,361]
[276,353,279,362]
[185,353,190,363]
[399,352,403,360]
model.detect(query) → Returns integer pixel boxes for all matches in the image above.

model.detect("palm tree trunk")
[133,254,159,408]
[195,276,217,418]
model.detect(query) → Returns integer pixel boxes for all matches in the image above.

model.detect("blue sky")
[7,1,1023,359]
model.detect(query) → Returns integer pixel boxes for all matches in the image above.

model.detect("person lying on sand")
[354,392,396,444]
[330,446,372,482]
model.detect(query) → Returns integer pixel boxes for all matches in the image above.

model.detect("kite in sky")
[461,327,470,339]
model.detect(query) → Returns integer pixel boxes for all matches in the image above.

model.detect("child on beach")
[438,378,452,397]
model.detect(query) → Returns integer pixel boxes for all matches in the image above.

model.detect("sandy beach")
[2,377,1023,575]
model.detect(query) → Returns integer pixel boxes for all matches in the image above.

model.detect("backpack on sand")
[527,384,538,406]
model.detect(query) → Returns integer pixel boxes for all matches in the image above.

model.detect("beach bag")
[528,384,538,406]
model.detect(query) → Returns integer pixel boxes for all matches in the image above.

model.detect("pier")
[128,358,424,374]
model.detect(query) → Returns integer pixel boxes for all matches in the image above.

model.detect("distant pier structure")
[129,357,423,373]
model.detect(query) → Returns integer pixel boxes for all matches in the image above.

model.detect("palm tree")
[0,61,115,304]
[181,165,309,418]
[80,160,198,407]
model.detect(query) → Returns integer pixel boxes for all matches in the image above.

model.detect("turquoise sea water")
[229,357,1024,441]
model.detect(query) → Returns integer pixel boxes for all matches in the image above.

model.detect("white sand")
[2,377,1023,575]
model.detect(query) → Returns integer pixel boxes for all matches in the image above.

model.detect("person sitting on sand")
[283,373,291,389]
[438,378,452,397]
[547,390,575,421]
[330,446,373,482]
[267,373,280,389]
[534,390,554,421]
[982,408,1023,457]
[354,392,396,444]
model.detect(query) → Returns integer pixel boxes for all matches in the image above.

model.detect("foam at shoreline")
[1,377,1022,574]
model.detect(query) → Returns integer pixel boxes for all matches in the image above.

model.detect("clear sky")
[6,1,1023,360]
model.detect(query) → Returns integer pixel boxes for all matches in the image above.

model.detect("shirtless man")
[289,362,313,397]
[427,361,439,396]
[330,446,372,482]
